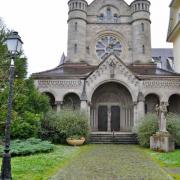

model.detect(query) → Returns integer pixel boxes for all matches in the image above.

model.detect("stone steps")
[89,133,138,144]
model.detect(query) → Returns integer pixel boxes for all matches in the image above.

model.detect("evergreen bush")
[0,138,54,156]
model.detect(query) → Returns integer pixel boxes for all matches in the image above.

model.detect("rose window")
[96,36,122,60]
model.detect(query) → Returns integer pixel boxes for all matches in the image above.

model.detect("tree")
[0,19,50,139]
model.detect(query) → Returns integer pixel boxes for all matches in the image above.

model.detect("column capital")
[55,101,63,105]
[137,92,145,102]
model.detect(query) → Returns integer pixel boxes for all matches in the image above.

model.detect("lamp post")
[0,31,23,180]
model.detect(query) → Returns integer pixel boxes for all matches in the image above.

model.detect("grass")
[146,149,180,179]
[0,145,83,180]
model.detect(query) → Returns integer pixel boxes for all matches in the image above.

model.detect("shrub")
[11,111,42,139]
[137,113,180,147]
[167,113,180,146]
[137,113,158,147]
[0,138,54,156]
[41,110,89,144]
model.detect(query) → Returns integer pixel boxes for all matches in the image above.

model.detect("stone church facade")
[32,0,180,134]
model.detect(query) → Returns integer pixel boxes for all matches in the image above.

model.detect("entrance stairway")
[89,132,138,144]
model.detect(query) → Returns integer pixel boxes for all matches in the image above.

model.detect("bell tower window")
[74,44,77,54]
[142,45,145,54]
[107,8,112,17]
[75,22,78,31]
[141,23,144,32]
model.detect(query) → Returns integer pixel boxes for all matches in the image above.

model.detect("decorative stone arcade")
[90,82,134,132]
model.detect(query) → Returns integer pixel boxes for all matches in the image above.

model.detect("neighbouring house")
[167,0,180,72]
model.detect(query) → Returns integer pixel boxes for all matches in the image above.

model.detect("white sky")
[0,0,173,75]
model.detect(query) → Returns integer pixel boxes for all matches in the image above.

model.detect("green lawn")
[0,145,83,180]
[146,149,180,179]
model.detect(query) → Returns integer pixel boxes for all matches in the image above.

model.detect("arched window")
[74,44,77,54]
[107,8,112,17]
[141,23,144,32]
[79,3,81,9]
[145,94,159,114]
[75,22,78,31]
[63,93,80,110]
[100,13,104,20]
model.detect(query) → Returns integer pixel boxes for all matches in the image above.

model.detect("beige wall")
[173,32,180,72]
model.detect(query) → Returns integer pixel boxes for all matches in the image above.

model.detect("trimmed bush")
[137,114,158,147]
[41,110,89,144]
[137,113,180,147]
[0,138,55,156]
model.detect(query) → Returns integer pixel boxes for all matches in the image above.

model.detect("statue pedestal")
[150,131,175,152]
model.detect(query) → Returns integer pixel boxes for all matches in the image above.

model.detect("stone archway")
[43,92,56,110]
[91,82,134,132]
[168,94,180,114]
[63,93,80,110]
[145,94,160,114]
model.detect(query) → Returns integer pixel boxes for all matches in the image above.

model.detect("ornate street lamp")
[1,31,23,180]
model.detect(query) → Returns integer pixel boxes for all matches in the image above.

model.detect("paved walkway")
[52,145,172,180]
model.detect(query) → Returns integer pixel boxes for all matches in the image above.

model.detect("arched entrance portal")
[91,82,134,132]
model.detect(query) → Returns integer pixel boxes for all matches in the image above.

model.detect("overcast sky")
[0,0,172,75]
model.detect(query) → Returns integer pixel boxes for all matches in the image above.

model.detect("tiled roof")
[32,63,96,79]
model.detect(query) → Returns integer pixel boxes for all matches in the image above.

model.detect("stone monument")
[150,102,175,152]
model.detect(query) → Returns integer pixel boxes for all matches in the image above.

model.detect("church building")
[32,0,180,142]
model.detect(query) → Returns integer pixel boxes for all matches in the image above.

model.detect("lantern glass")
[6,31,23,54]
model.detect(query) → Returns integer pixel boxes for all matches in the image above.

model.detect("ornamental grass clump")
[0,138,54,156]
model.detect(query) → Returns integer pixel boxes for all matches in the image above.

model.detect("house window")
[74,44,77,54]
[75,22,78,31]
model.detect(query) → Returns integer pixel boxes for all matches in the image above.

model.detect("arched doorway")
[91,82,133,132]
[168,94,180,114]
[43,92,56,110]
[145,94,159,114]
[63,93,80,110]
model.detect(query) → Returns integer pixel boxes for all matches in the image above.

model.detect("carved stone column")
[136,92,145,125]
[107,107,111,132]
[81,101,88,112]
[56,101,63,112]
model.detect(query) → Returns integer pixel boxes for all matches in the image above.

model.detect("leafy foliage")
[137,114,158,147]
[41,110,89,144]
[137,113,180,147]
[0,138,54,156]
[0,19,50,139]
[167,113,180,146]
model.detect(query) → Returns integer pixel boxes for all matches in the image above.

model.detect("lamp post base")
[0,152,12,180]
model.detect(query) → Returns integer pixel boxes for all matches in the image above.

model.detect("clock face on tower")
[96,35,122,60]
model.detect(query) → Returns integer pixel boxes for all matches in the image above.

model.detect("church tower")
[67,0,88,63]
[131,0,151,64]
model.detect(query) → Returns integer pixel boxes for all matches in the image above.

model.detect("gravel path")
[51,145,172,180]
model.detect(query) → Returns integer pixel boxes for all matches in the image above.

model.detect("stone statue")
[155,102,168,132]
